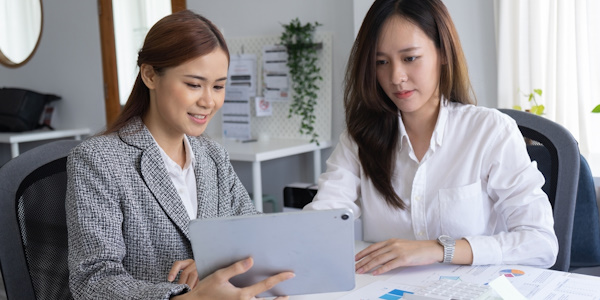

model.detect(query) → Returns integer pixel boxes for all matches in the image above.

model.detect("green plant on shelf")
[593,104,600,113]
[513,88,544,115]
[280,18,322,145]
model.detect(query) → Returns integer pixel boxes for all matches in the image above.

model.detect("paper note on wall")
[222,86,251,140]
[262,45,290,102]
[255,96,272,117]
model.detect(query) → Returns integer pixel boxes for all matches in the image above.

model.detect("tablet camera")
[341,213,350,220]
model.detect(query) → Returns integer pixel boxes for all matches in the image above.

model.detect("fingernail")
[356,268,363,274]
[243,257,252,267]
[167,275,174,282]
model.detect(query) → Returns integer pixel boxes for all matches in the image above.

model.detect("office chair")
[498,109,579,272]
[0,140,81,300]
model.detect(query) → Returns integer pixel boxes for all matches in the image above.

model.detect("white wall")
[0,0,106,165]
[0,0,497,210]
[443,0,497,108]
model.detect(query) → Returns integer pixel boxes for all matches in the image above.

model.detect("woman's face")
[375,15,442,116]
[142,48,228,139]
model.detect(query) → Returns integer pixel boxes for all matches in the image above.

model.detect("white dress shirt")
[304,102,558,268]
[156,136,198,220]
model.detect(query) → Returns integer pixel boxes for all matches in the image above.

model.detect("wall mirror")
[0,0,43,68]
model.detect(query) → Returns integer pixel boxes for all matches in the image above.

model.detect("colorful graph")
[499,269,525,277]
[378,289,414,300]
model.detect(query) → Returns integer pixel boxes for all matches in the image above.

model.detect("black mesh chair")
[499,109,580,271]
[0,140,81,300]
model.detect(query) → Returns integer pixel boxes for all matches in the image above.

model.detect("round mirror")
[0,0,43,68]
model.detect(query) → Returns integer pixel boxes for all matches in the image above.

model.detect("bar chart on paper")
[337,281,419,300]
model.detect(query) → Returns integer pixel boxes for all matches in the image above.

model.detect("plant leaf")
[513,105,522,111]
[593,104,600,113]
[531,105,545,115]
[534,89,542,96]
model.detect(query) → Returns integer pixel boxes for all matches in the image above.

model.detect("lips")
[189,113,209,124]
[394,90,414,99]
[190,114,207,120]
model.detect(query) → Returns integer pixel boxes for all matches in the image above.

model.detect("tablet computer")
[189,208,356,297]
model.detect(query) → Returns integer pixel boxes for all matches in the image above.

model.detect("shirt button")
[415,196,421,201]
[418,231,424,236]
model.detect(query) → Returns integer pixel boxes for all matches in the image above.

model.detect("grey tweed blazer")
[66,117,257,300]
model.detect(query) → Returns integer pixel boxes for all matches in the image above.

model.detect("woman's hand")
[355,239,443,275]
[171,257,295,300]
[168,259,199,288]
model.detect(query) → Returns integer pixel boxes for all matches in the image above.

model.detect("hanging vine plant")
[280,18,322,144]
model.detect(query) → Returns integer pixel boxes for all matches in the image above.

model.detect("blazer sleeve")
[66,144,188,300]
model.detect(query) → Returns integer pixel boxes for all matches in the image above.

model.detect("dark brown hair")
[103,10,230,134]
[344,0,475,209]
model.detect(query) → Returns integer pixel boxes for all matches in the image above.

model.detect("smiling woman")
[0,0,42,68]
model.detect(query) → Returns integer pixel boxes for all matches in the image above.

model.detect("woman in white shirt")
[304,0,558,275]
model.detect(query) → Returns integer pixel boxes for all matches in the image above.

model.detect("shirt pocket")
[438,180,486,237]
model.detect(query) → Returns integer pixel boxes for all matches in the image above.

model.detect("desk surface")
[288,241,600,300]
[213,138,332,162]
[0,128,91,143]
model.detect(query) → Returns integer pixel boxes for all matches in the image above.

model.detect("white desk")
[214,138,332,212]
[0,128,91,158]
[289,241,600,300]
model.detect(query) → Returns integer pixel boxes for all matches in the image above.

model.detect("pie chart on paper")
[499,269,525,277]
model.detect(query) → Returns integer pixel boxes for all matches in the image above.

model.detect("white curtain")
[495,0,600,171]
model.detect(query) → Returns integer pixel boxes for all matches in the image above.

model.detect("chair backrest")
[0,140,81,300]
[498,109,580,271]
[570,155,600,269]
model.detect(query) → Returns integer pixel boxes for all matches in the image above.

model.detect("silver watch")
[437,235,456,263]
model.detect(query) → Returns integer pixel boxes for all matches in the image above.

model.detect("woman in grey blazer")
[66,10,293,300]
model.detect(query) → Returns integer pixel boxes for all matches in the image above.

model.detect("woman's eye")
[376,60,388,65]
[186,83,201,88]
[214,85,225,90]
[404,56,417,62]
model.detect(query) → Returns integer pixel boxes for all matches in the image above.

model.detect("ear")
[140,64,157,90]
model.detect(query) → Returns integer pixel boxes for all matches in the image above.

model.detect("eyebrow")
[376,46,421,56]
[184,75,228,82]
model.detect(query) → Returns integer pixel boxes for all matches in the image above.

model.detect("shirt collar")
[152,135,196,172]
[398,98,449,151]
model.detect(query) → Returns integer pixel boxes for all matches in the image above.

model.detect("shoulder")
[188,135,230,162]
[68,133,133,166]
[445,102,516,132]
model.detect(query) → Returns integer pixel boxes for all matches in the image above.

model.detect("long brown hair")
[103,10,230,134]
[344,0,475,209]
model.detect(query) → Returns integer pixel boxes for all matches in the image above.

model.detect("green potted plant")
[280,18,322,144]
[514,88,544,115]
[593,104,600,113]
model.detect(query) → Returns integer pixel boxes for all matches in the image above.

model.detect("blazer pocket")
[438,180,487,237]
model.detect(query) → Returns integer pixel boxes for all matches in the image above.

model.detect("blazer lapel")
[120,118,191,240]
[141,148,191,240]
[189,137,210,218]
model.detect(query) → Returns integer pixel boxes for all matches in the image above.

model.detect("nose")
[197,88,215,108]
[391,62,408,85]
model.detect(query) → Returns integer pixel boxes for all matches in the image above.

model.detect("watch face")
[439,235,455,245]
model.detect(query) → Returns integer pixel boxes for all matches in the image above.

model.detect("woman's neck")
[401,98,441,161]
[143,115,186,168]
